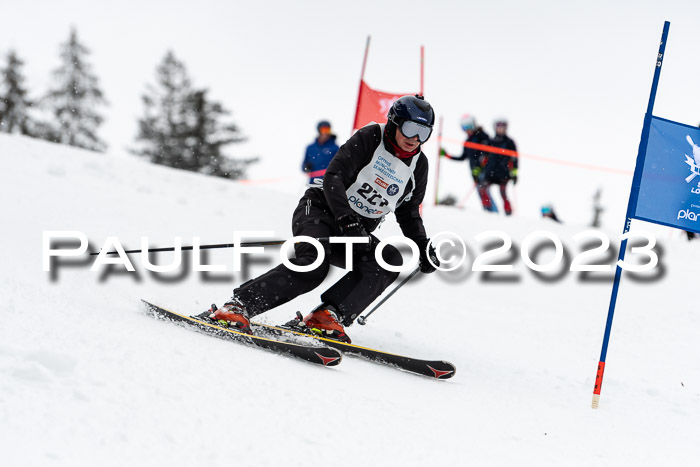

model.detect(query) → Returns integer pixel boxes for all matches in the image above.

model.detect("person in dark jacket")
[301,120,339,185]
[477,118,518,215]
[440,114,494,208]
[203,95,440,343]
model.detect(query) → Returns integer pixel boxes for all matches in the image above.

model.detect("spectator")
[477,118,518,215]
[440,114,494,208]
[541,204,561,222]
[302,120,339,185]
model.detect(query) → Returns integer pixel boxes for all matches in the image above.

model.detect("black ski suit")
[447,127,491,180]
[477,133,518,214]
[234,123,429,325]
[481,133,517,183]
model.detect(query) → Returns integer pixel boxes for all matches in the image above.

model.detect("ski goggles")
[398,120,433,143]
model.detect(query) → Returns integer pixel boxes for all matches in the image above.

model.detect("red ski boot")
[503,199,513,216]
[302,306,351,343]
[207,300,252,334]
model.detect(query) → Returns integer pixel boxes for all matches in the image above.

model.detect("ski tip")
[140,299,167,318]
[427,362,456,379]
[140,299,157,310]
[314,350,343,367]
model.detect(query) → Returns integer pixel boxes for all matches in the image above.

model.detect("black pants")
[234,195,402,325]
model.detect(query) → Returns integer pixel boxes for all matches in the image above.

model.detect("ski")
[251,320,456,379]
[141,300,342,367]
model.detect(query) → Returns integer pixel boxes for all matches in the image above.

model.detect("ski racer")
[204,95,440,343]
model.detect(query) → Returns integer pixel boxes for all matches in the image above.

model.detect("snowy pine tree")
[44,28,107,151]
[0,50,34,135]
[134,51,193,170]
[133,51,255,179]
[187,89,255,178]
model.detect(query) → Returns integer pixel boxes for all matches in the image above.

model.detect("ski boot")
[287,305,351,343]
[197,299,252,335]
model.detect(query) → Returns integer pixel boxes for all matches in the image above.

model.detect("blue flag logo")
[633,116,700,233]
[683,134,700,183]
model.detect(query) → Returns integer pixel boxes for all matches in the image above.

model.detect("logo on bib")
[374,177,389,189]
[349,195,384,216]
[387,184,399,196]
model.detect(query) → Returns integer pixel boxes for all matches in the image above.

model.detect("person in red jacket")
[201,95,440,343]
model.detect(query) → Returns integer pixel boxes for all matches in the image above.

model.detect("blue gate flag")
[633,116,700,233]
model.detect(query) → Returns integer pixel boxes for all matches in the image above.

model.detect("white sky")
[3,0,700,226]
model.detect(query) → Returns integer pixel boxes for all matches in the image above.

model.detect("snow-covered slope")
[2,134,700,466]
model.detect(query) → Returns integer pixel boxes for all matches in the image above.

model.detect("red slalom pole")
[420,45,424,96]
[352,36,371,133]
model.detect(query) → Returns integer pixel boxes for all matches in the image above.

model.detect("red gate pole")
[352,36,371,133]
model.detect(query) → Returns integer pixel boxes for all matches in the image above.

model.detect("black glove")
[302,162,312,173]
[417,238,439,274]
[337,214,371,251]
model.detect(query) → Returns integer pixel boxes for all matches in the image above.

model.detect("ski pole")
[433,116,444,205]
[357,266,421,325]
[90,238,330,256]
[456,183,477,209]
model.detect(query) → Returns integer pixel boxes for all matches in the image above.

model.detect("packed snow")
[2,134,700,466]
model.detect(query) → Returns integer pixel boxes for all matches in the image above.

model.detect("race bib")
[346,125,418,219]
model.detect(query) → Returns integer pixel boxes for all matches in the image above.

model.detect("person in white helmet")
[440,114,494,208]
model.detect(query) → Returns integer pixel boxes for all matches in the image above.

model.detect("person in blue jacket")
[302,120,339,185]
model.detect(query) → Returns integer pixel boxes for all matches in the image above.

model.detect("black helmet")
[387,95,435,143]
[388,95,435,127]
